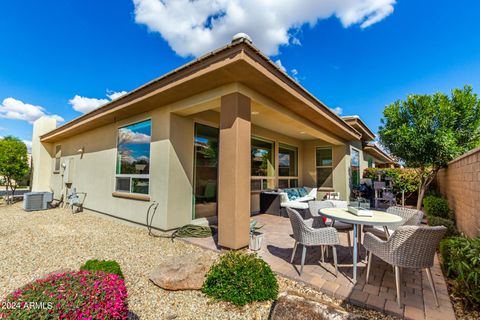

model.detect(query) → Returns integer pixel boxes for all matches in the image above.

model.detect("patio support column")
[218,92,251,249]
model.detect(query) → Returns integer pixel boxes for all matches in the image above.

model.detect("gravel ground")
[0,203,393,319]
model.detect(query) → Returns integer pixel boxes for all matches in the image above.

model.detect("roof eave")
[342,117,376,141]
[364,145,395,163]
[41,39,361,142]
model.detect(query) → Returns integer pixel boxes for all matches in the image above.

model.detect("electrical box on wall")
[62,158,74,184]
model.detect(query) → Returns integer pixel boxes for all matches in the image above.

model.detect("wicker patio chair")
[364,225,447,307]
[287,207,340,276]
[363,206,424,239]
[308,201,352,249]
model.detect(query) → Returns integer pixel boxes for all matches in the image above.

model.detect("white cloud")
[69,95,109,113]
[291,68,301,82]
[132,0,396,57]
[136,155,150,162]
[107,91,128,101]
[275,60,302,81]
[69,90,128,114]
[331,107,343,115]
[291,38,301,46]
[0,126,6,131]
[0,98,64,124]
[119,150,150,164]
[118,128,151,145]
[275,59,286,72]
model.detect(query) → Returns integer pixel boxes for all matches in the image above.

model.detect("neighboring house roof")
[342,115,376,141]
[363,142,396,164]
[41,37,364,143]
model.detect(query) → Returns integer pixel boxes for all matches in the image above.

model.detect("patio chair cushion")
[280,201,309,210]
[279,187,317,202]
[303,187,318,199]
[279,187,318,211]
[295,195,315,202]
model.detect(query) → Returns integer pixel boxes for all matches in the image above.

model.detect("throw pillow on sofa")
[284,188,299,200]
[297,187,308,198]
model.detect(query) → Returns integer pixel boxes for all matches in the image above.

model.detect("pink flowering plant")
[0,271,128,319]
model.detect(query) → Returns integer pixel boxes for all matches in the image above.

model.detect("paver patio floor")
[183,213,456,320]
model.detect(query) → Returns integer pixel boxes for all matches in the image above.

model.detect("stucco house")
[31,34,394,249]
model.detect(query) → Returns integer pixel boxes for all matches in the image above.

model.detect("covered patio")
[182,213,455,320]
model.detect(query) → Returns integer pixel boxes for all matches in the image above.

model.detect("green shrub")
[80,259,124,278]
[423,195,453,219]
[427,215,458,237]
[202,251,278,306]
[425,188,441,197]
[439,236,480,308]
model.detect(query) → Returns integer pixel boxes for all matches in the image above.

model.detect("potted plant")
[249,219,264,251]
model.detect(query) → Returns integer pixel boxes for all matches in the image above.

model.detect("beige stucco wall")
[46,108,189,230]
[37,88,367,230]
[31,117,56,192]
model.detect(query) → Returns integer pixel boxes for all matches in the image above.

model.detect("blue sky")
[1,0,480,147]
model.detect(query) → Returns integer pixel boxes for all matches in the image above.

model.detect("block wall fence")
[437,147,480,238]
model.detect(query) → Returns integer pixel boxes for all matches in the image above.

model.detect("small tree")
[0,136,29,204]
[379,86,480,209]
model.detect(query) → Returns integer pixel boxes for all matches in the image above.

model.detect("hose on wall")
[146,201,214,239]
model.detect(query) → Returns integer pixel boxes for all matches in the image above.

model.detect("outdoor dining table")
[319,207,403,283]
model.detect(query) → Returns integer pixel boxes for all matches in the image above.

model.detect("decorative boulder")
[271,292,361,320]
[149,254,215,290]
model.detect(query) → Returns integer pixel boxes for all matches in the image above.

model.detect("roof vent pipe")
[231,32,253,44]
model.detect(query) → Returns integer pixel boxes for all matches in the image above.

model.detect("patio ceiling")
[249,101,344,143]
[173,93,346,144]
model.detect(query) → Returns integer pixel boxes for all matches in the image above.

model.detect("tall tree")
[0,136,29,204]
[379,85,480,209]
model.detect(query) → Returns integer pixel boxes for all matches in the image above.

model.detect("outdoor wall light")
[77,147,85,159]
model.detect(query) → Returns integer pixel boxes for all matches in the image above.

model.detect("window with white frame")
[115,120,151,195]
[316,147,333,188]
[54,145,61,172]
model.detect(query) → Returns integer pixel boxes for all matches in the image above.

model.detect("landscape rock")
[271,292,363,320]
[149,254,216,290]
